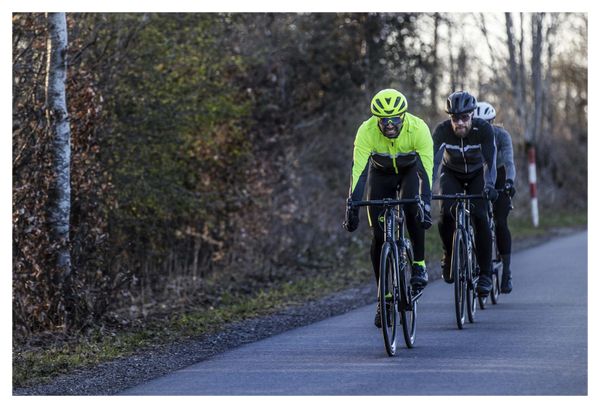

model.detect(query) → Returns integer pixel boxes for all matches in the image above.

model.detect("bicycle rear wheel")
[490,222,501,305]
[399,243,416,348]
[451,229,467,329]
[379,242,399,356]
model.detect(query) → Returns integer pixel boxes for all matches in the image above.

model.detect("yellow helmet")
[370,89,408,117]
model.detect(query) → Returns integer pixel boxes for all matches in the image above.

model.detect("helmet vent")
[398,99,406,112]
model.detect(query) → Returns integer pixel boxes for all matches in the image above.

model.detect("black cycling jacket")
[432,118,497,188]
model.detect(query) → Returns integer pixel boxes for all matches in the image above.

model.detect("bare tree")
[543,14,560,135]
[448,21,457,91]
[477,13,498,75]
[531,13,545,144]
[429,12,441,116]
[506,12,542,226]
[456,46,467,90]
[505,12,527,140]
[45,12,72,328]
[518,14,532,141]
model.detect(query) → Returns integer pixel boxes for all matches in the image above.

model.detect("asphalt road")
[121,231,587,395]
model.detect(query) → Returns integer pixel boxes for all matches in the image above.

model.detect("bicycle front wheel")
[467,253,478,323]
[399,244,416,348]
[451,229,467,329]
[379,242,399,356]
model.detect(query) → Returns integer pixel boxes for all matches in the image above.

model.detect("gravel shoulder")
[13,226,585,395]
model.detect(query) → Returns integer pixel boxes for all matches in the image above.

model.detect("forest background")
[10,11,588,384]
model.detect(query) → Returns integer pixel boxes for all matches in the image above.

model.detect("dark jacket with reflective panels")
[432,118,497,187]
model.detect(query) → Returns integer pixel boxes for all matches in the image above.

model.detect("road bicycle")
[347,195,425,356]
[432,192,487,329]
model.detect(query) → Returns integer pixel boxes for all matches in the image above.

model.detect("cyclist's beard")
[452,122,471,138]
[379,123,401,139]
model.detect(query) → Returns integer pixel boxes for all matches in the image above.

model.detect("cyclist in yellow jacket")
[343,89,434,328]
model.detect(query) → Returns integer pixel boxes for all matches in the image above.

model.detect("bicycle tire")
[467,241,478,323]
[478,246,488,309]
[490,256,501,304]
[379,242,399,356]
[490,222,501,305]
[478,291,488,309]
[451,229,467,329]
[399,243,416,348]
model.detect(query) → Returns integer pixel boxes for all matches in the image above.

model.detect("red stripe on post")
[530,183,537,198]
[528,146,536,163]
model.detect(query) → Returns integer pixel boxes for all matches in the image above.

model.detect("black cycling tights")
[367,165,424,285]
[437,167,492,275]
[493,166,512,256]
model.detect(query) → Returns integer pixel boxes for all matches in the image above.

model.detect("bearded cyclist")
[433,91,497,296]
[474,101,517,293]
[343,89,434,328]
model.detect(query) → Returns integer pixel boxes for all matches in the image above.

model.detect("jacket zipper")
[391,140,399,174]
[461,137,468,173]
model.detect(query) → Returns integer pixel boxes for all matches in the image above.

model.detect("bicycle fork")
[464,206,478,289]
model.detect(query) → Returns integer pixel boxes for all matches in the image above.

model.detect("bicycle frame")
[350,196,424,294]
[444,194,478,291]
[433,192,483,257]
[433,192,485,327]
[351,196,424,298]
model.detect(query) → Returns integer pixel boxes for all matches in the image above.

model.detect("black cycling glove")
[483,185,498,202]
[504,179,516,197]
[421,203,432,230]
[343,201,359,232]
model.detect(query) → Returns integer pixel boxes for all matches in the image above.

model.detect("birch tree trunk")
[45,12,72,329]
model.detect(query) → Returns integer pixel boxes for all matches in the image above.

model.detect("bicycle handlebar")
[432,193,486,200]
[348,196,424,208]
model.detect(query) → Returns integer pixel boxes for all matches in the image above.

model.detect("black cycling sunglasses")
[379,115,404,126]
[450,112,473,123]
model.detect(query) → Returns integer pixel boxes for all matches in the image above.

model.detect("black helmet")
[445,91,478,114]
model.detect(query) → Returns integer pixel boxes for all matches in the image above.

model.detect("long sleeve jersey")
[493,125,516,182]
[349,113,434,205]
[432,118,497,188]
